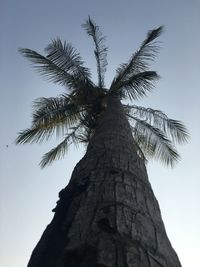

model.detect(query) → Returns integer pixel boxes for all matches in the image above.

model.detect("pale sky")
[1,1,200,266]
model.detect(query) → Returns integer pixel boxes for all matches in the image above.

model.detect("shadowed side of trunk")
[27,95,182,267]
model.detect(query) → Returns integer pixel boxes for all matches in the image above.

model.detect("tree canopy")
[16,17,189,168]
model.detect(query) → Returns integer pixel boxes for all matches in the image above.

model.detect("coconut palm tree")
[17,17,188,267]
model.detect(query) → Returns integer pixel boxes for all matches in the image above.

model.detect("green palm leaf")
[40,124,82,168]
[44,39,93,85]
[118,71,159,100]
[125,105,189,143]
[128,115,180,167]
[16,127,53,144]
[19,48,92,90]
[32,96,81,136]
[111,26,163,88]
[16,97,82,144]
[83,17,108,88]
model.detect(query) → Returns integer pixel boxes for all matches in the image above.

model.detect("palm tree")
[17,18,188,267]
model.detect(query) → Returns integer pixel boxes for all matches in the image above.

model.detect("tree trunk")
[27,95,182,267]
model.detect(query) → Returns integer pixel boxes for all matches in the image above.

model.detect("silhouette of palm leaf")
[83,16,108,88]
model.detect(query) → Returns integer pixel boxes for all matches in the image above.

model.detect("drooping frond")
[16,127,53,144]
[32,96,81,136]
[111,26,163,95]
[125,105,189,143]
[40,124,82,168]
[16,97,81,144]
[19,46,93,91]
[119,71,160,100]
[83,17,108,88]
[128,115,180,167]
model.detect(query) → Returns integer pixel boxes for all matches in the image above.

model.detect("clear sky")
[0,0,200,266]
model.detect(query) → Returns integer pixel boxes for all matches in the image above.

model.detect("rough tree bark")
[27,96,182,267]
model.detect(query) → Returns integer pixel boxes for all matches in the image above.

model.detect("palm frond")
[143,26,164,45]
[125,105,189,143]
[16,127,53,144]
[16,96,82,145]
[111,26,163,91]
[119,71,159,100]
[39,124,82,168]
[32,96,81,137]
[128,115,179,167]
[19,48,92,90]
[164,119,189,144]
[83,16,108,88]
[44,39,93,85]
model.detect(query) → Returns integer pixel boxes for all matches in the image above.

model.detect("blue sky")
[0,0,200,266]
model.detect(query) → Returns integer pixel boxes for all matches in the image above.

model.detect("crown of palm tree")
[16,17,189,168]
